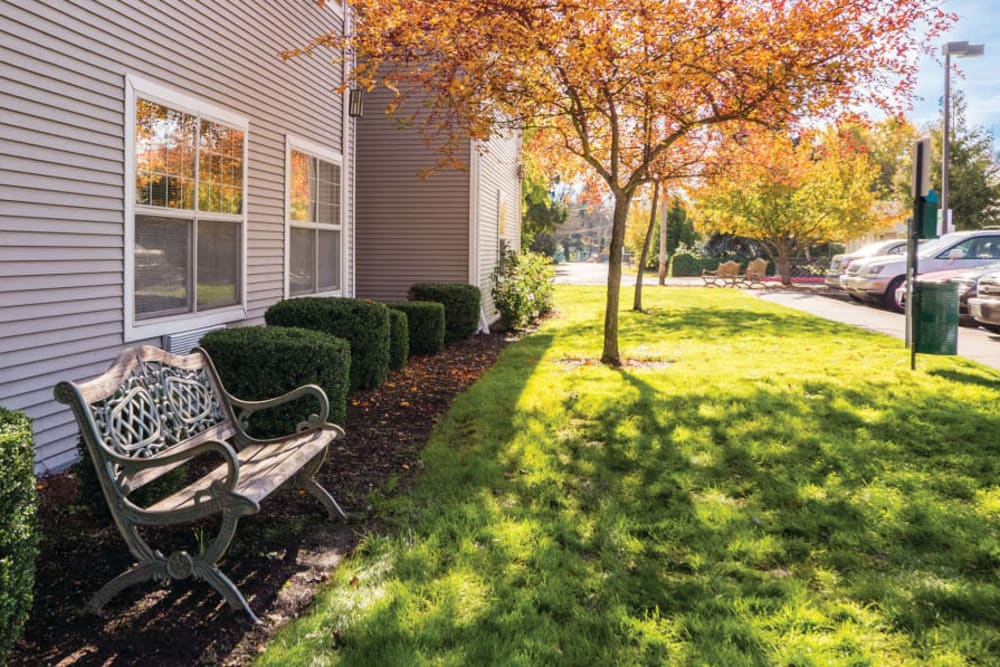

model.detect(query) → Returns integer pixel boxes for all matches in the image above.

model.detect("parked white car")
[825,239,907,290]
[841,228,1000,312]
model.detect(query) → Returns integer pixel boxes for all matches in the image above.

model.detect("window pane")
[135,99,196,210]
[197,221,240,310]
[289,228,316,296]
[315,159,341,225]
[318,229,341,292]
[288,150,340,225]
[135,215,191,319]
[289,150,311,222]
[199,120,244,214]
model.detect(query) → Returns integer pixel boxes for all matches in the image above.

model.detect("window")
[126,76,247,339]
[938,235,1000,260]
[285,138,343,296]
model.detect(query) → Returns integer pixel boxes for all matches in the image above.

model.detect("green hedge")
[0,408,37,663]
[668,255,774,278]
[387,309,409,371]
[408,283,481,343]
[265,297,390,390]
[200,326,350,438]
[669,254,718,277]
[384,301,446,355]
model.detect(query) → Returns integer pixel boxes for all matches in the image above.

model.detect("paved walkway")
[756,290,1000,371]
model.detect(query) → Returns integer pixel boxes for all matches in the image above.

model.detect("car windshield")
[917,233,966,259]
[855,240,900,256]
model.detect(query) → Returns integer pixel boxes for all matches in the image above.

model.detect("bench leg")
[86,561,164,615]
[90,508,260,623]
[296,450,347,521]
[195,562,260,624]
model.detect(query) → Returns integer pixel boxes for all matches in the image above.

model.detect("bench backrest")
[745,258,768,278]
[718,261,741,278]
[54,346,237,494]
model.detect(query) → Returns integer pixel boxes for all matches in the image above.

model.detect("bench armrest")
[118,439,241,493]
[227,384,335,442]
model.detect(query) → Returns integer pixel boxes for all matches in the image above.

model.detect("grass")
[258,286,1000,666]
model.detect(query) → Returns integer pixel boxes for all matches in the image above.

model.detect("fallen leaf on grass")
[349,576,360,586]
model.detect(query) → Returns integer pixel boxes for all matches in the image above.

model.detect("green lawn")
[259,286,1000,666]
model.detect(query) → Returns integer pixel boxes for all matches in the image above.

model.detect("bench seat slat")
[146,431,334,513]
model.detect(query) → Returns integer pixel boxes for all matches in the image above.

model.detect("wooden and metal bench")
[701,260,741,287]
[54,345,346,623]
[740,258,769,288]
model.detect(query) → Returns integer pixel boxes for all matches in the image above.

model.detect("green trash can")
[915,281,959,355]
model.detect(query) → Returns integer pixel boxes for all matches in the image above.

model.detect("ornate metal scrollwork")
[91,360,226,458]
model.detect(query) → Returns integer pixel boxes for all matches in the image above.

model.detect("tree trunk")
[633,180,661,311]
[775,241,793,286]
[602,192,633,366]
[658,196,667,285]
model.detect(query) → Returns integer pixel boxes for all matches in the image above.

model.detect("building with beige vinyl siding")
[1,0,356,472]
[354,85,522,324]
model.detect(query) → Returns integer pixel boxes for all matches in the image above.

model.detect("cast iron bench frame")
[54,345,346,623]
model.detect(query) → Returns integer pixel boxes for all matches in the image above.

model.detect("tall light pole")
[941,40,984,234]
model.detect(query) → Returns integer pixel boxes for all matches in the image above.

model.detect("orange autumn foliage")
[288,0,952,363]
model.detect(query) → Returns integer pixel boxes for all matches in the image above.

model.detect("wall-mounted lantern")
[348,86,365,118]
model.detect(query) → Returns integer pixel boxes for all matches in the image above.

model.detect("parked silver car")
[841,229,1000,312]
[825,239,907,290]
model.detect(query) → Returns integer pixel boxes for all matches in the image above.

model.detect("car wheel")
[985,324,1000,335]
[882,276,905,313]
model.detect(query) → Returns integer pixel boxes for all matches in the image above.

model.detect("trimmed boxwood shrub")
[408,283,481,343]
[200,326,350,438]
[384,301,445,355]
[265,297,390,390]
[387,309,409,371]
[0,408,37,663]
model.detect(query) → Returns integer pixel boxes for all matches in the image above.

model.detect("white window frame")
[283,135,346,298]
[124,74,249,342]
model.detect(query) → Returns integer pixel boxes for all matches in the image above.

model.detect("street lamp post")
[941,40,984,234]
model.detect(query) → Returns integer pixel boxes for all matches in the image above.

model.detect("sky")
[908,0,1000,137]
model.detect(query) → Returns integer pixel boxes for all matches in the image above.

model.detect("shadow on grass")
[261,299,1000,665]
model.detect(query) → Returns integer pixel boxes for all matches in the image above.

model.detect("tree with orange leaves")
[290,0,951,365]
[693,126,903,285]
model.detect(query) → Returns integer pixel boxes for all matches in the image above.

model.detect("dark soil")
[9,332,512,667]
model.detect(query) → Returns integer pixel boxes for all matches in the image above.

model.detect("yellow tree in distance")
[289,0,953,365]
[693,126,906,285]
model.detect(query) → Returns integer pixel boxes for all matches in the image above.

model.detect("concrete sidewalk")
[756,290,1000,371]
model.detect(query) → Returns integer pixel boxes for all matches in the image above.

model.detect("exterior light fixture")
[941,40,985,233]
[348,86,365,118]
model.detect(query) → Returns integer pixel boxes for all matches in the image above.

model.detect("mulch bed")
[9,331,512,667]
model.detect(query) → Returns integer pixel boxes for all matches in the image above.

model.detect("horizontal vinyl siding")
[0,0,354,472]
[354,86,471,302]
[476,132,522,322]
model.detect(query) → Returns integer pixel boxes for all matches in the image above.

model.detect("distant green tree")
[666,198,698,256]
[521,162,568,254]
[928,91,1000,230]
